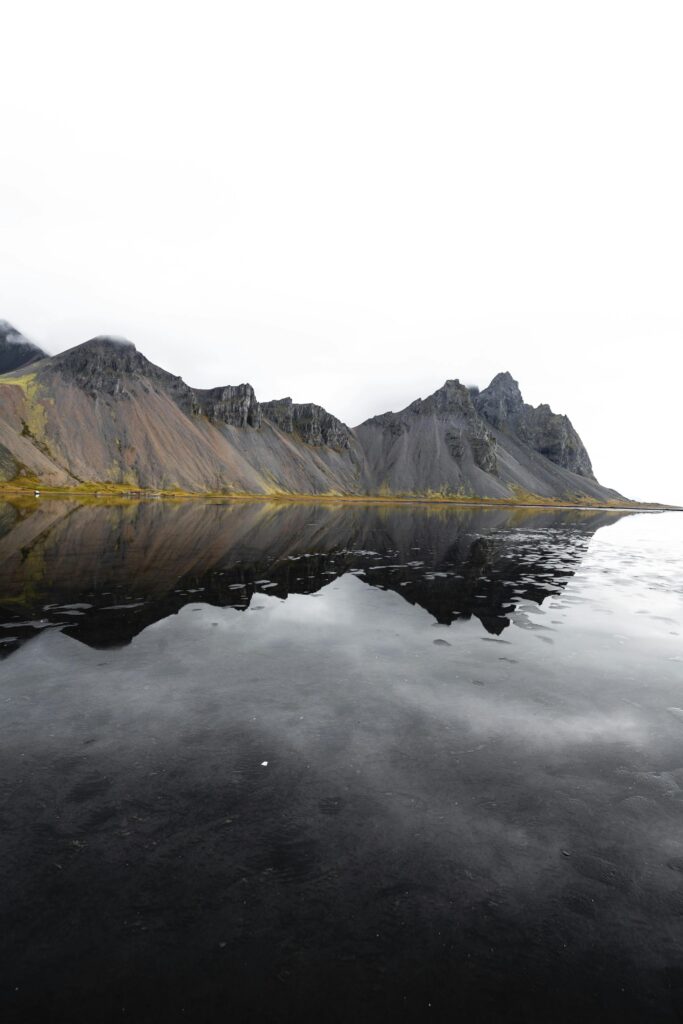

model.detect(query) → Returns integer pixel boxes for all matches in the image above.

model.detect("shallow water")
[0,499,682,1022]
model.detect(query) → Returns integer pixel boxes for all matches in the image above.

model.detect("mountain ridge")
[0,322,633,503]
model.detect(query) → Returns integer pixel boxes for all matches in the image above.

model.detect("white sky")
[1,1,682,504]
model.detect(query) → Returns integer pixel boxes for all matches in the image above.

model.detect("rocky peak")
[54,336,149,375]
[0,320,47,375]
[49,336,183,398]
[475,371,594,479]
[359,378,498,474]
[40,334,265,429]
[408,379,478,419]
[474,372,525,428]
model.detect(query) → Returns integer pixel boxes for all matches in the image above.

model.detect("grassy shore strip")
[0,481,678,511]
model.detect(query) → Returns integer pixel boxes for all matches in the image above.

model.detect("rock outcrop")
[262,397,352,450]
[50,336,264,428]
[50,336,177,397]
[193,385,262,428]
[474,372,594,478]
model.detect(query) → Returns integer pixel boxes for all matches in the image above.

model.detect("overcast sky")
[1,1,682,503]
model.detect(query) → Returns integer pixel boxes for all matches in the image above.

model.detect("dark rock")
[469,426,498,473]
[360,410,407,438]
[49,337,263,428]
[474,372,595,478]
[517,404,594,478]
[263,397,352,450]
[261,397,295,433]
[0,320,47,375]
[292,404,352,449]
[193,385,262,428]
[474,371,525,428]
[365,380,498,475]
[0,442,19,482]
[445,429,465,460]
[407,378,479,419]
[50,336,183,400]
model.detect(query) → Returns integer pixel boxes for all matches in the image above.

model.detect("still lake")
[0,498,682,1022]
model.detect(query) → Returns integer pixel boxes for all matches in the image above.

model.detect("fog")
[1,1,681,503]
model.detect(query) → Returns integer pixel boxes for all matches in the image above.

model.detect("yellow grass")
[0,478,677,511]
[0,372,37,393]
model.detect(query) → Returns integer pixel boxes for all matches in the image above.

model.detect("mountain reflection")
[0,497,630,655]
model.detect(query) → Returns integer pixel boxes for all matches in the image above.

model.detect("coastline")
[0,482,678,512]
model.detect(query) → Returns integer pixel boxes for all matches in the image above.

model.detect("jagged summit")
[488,370,519,387]
[474,372,594,478]
[360,379,473,427]
[474,372,525,427]
[407,379,478,418]
[0,321,47,375]
[48,335,182,398]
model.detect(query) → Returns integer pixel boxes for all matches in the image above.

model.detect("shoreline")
[0,483,678,513]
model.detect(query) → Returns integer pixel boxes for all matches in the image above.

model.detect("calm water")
[0,499,682,1022]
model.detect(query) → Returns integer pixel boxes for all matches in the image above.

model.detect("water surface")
[1,499,682,1022]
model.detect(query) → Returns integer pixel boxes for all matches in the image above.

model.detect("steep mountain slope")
[0,325,626,502]
[0,321,47,374]
[354,378,622,502]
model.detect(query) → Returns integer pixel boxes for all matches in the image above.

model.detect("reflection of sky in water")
[0,507,682,1022]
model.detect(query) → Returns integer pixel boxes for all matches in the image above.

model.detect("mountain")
[0,320,47,374]
[0,324,625,503]
[355,377,620,503]
[0,333,363,493]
